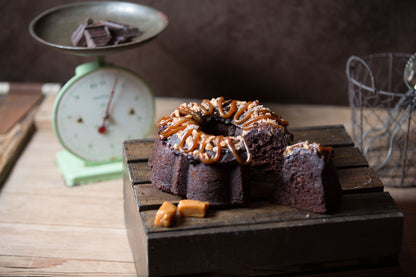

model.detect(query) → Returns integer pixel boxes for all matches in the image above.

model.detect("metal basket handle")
[346,55,378,95]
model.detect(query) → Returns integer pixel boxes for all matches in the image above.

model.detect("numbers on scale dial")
[55,68,153,162]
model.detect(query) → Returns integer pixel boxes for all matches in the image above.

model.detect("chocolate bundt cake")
[276,141,342,213]
[148,97,292,208]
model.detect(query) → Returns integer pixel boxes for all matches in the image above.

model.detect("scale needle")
[98,78,118,134]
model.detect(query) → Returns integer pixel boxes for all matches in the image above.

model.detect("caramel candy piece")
[177,199,209,218]
[154,201,177,227]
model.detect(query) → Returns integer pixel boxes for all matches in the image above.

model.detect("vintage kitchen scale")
[29,1,168,186]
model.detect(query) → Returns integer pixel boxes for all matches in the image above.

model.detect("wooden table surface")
[1,96,415,276]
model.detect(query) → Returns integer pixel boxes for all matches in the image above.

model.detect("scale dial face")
[54,67,154,163]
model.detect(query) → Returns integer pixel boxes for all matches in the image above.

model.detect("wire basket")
[346,53,416,187]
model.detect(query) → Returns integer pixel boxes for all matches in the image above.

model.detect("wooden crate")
[123,125,403,276]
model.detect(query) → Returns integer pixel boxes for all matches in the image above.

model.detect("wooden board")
[123,125,403,276]
[0,87,43,186]
[0,88,43,135]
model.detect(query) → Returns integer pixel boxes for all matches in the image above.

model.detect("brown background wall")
[1,0,416,105]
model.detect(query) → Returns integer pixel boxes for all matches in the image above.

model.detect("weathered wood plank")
[290,125,354,147]
[0,120,36,187]
[133,184,181,211]
[332,146,368,168]
[1,130,126,199]
[0,95,41,187]
[127,162,151,185]
[0,192,125,228]
[0,91,43,135]
[144,213,402,276]
[0,223,133,262]
[123,139,155,163]
[136,194,402,276]
[124,170,149,276]
[338,167,384,193]
[0,255,136,276]
[139,192,399,232]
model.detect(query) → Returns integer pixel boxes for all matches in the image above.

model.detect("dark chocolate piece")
[84,25,111,48]
[71,18,93,47]
[71,18,142,48]
[101,20,142,45]
[113,26,142,44]
[100,20,126,30]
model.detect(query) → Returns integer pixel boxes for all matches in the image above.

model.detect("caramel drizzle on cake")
[158,97,288,165]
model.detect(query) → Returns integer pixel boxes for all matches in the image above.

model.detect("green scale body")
[53,59,154,186]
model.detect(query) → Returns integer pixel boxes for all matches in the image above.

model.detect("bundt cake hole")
[200,119,241,137]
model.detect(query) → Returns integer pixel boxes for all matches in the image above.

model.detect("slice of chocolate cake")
[275,141,342,213]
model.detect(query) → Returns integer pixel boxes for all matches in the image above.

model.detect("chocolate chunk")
[101,20,142,44]
[84,25,111,48]
[111,26,142,44]
[71,18,142,48]
[71,18,93,47]
[100,20,126,30]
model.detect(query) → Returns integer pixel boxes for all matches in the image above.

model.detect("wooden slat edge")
[133,184,181,212]
[127,163,150,185]
[333,147,368,169]
[291,125,354,147]
[123,170,149,276]
[338,167,384,193]
[123,139,155,163]
[288,124,346,131]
